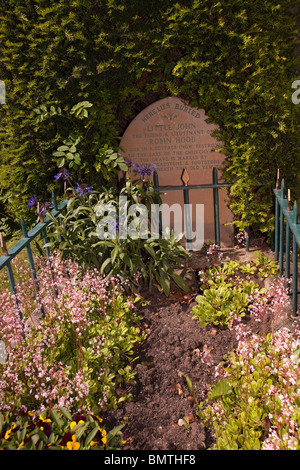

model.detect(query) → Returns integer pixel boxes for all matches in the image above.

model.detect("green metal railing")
[273,171,299,315]
[0,166,268,320]
[0,192,67,320]
[153,166,250,252]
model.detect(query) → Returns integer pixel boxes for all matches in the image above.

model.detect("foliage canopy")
[0,0,299,234]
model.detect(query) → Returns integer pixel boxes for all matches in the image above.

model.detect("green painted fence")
[0,192,67,320]
[153,166,251,252]
[0,166,262,321]
[273,171,299,315]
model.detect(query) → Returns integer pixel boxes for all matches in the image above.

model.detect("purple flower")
[125,158,139,170]
[139,164,156,179]
[54,168,70,181]
[107,219,119,232]
[124,158,132,166]
[74,183,93,197]
[38,201,53,216]
[27,196,38,208]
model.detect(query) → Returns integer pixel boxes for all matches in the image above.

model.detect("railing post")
[292,201,298,316]
[274,169,280,261]
[20,217,44,318]
[213,167,220,249]
[182,169,193,252]
[0,232,22,320]
[153,170,162,237]
[285,189,292,287]
[279,179,285,276]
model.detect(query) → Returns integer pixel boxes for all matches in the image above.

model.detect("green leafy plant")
[194,259,273,327]
[35,101,128,178]
[197,329,300,450]
[53,135,82,171]
[192,281,258,328]
[253,251,279,278]
[0,408,125,450]
[45,166,190,296]
[95,144,128,175]
[198,260,256,291]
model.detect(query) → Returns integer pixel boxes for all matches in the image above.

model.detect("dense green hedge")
[0,0,299,235]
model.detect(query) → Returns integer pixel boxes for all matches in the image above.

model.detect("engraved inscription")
[120,97,224,176]
[119,96,233,246]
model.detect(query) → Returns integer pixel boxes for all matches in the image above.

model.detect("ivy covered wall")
[0,0,299,235]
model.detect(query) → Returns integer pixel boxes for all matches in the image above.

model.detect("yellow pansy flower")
[101,429,107,445]
[4,424,16,440]
[39,414,51,423]
[70,420,85,431]
[66,435,80,450]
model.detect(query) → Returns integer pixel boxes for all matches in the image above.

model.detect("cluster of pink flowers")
[235,230,248,248]
[247,276,291,333]
[0,290,24,351]
[206,244,223,263]
[206,325,300,449]
[206,275,300,449]
[0,252,134,415]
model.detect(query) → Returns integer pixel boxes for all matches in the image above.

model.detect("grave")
[119,96,234,249]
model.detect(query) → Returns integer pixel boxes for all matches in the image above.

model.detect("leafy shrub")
[45,166,190,296]
[0,408,125,450]
[192,259,274,327]
[194,275,297,450]
[192,281,258,328]
[0,253,145,414]
[253,251,279,278]
[0,0,299,233]
[198,327,300,450]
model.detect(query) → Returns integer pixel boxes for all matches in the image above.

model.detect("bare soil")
[103,246,298,451]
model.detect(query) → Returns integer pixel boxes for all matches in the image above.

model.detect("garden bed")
[0,244,299,450]
[103,246,299,451]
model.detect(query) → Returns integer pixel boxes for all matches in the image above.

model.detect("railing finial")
[0,232,8,256]
[37,202,44,223]
[287,189,292,211]
[276,168,280,190]
[181,168,190,187]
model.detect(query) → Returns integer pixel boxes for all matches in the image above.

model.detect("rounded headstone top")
[119,96,225,185]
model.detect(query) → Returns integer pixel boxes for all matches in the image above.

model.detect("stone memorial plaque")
[119,97,233,248]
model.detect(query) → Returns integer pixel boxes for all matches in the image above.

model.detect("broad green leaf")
[57,157,65,168]
[158,266,170,296]
[100,257,112,274]
[60,407,73,421]
[75,422,89,439]
[50,409,64,429]
[84,425,99,447]
[169,271,190,292]
[208,379,233,401]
